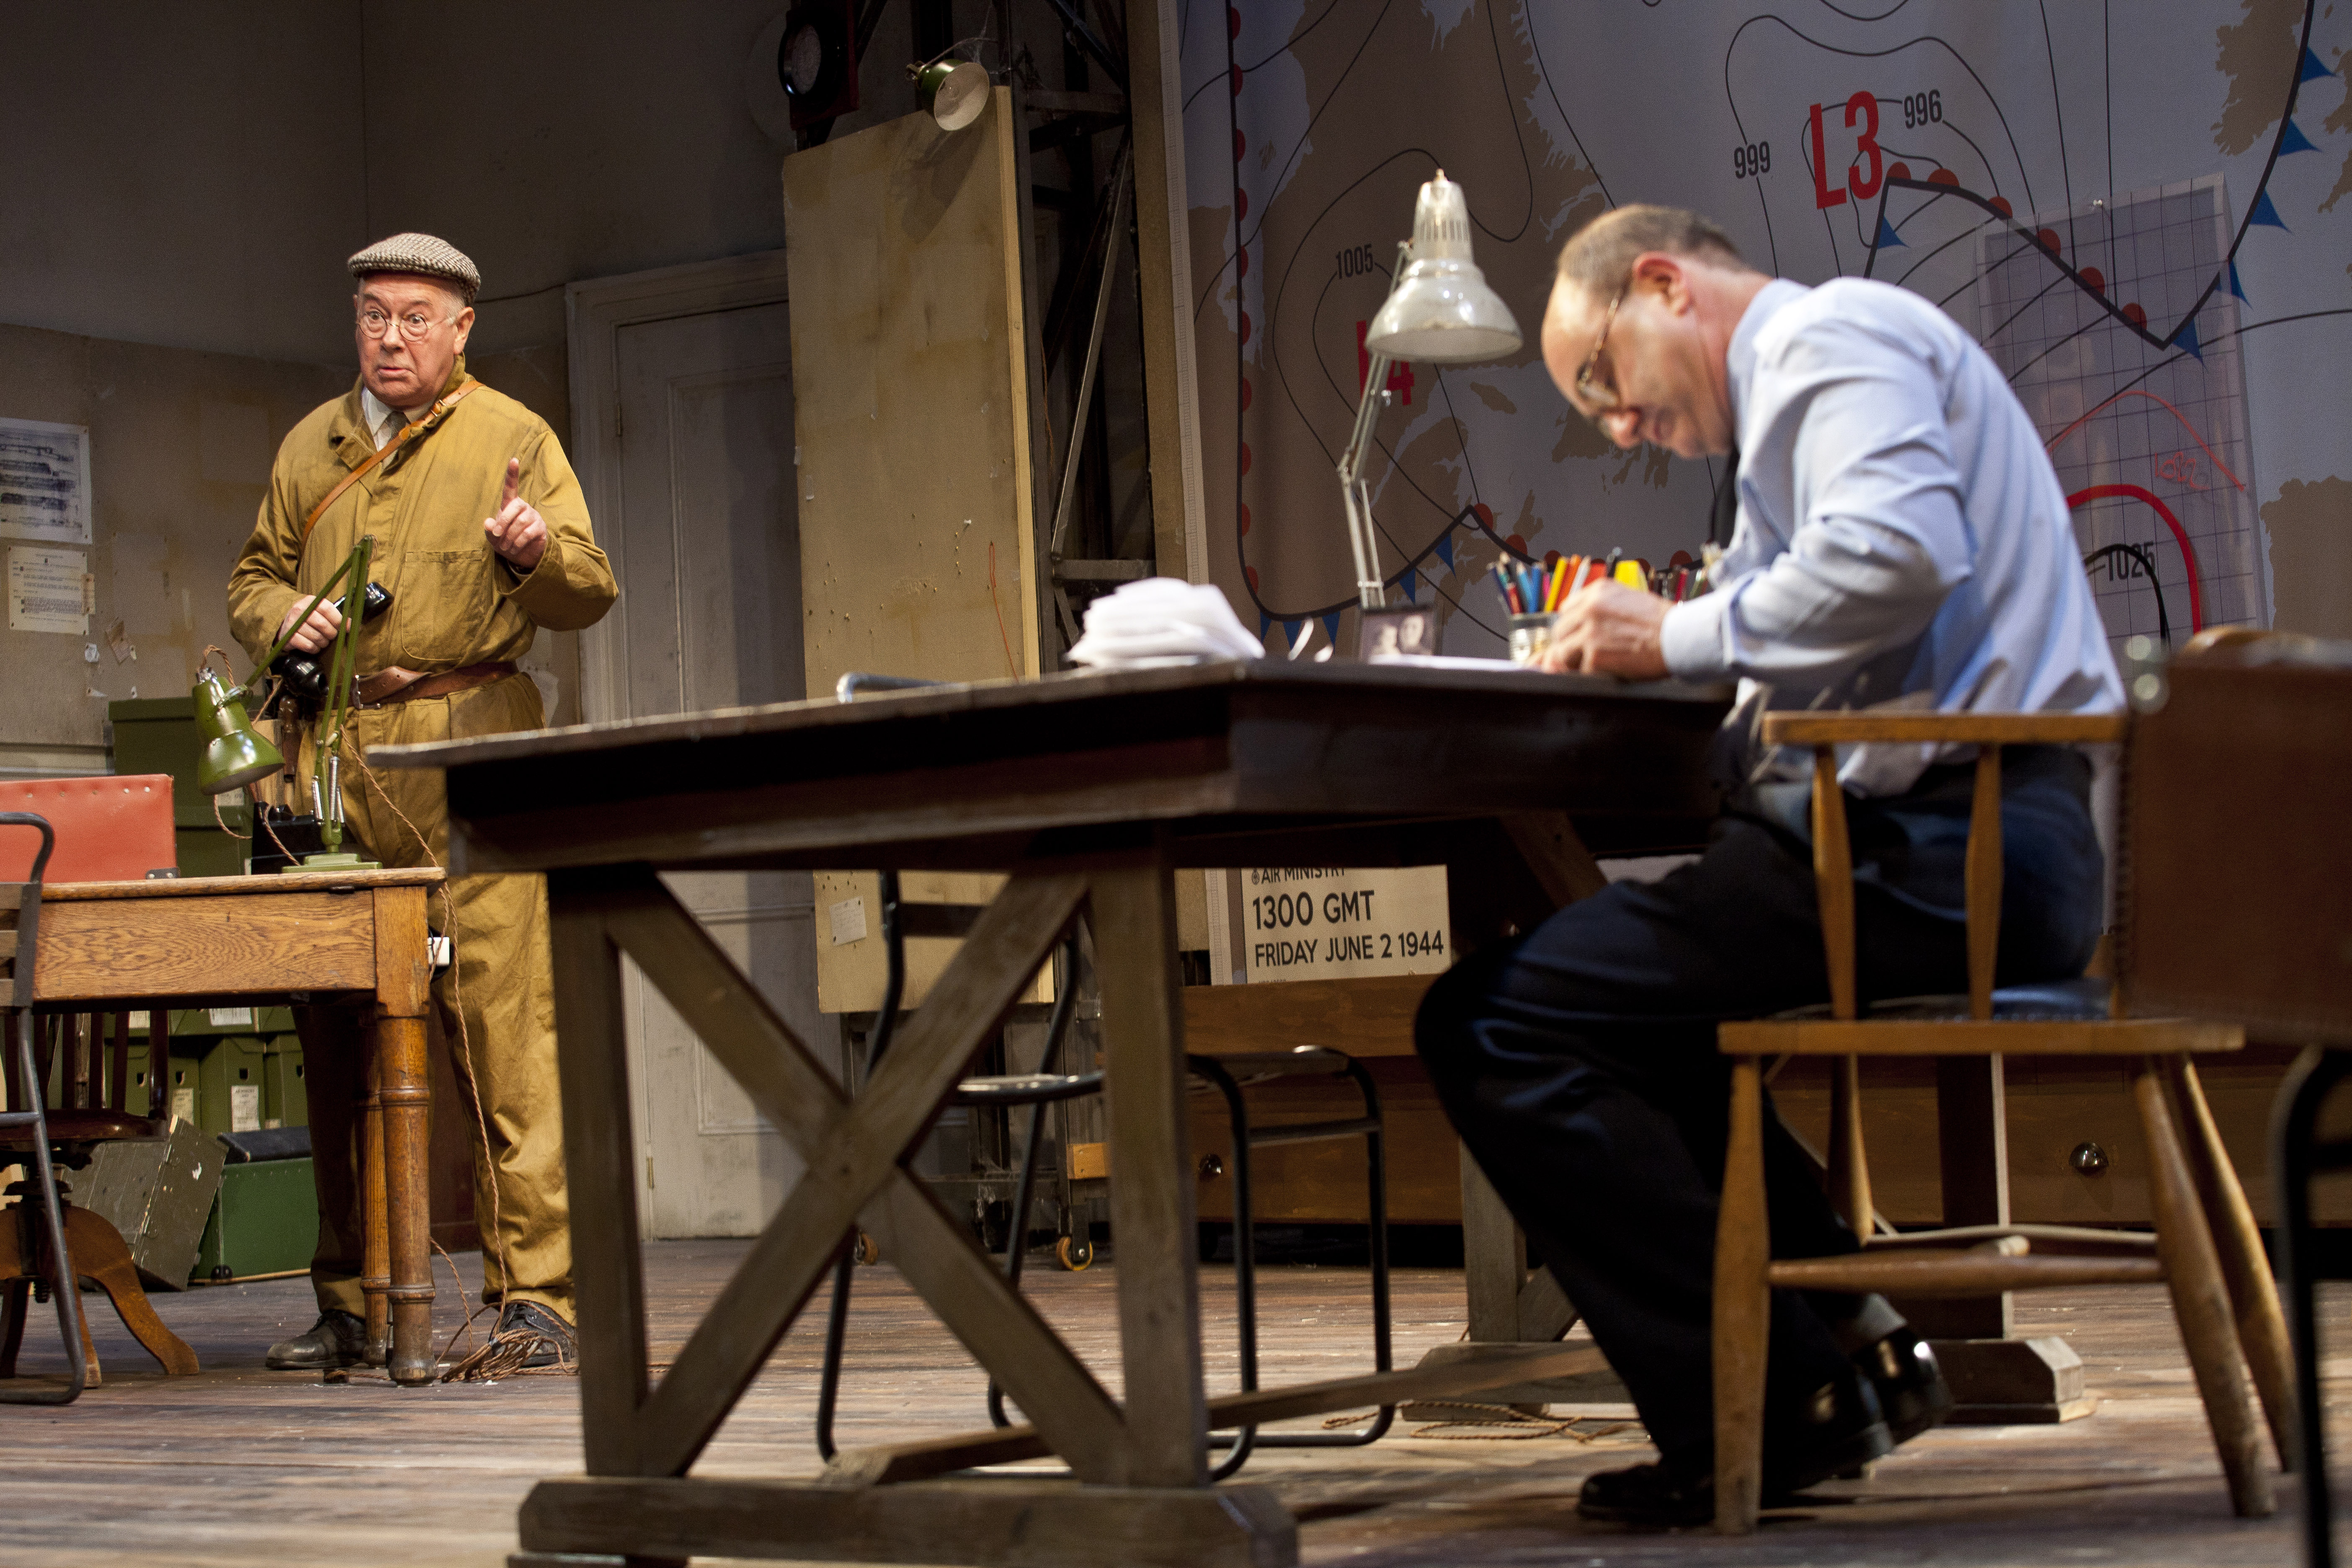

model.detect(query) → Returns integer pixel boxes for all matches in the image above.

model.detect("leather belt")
[354,660,518,708]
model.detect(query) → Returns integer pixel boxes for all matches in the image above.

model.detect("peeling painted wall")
[0,322,347,771]
[0,328,592,774]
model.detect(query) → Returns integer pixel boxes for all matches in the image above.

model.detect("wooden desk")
[381,661,1729,1568]
[35,868,442,1383]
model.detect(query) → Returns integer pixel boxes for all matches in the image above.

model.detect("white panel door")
[598,298,820,1237]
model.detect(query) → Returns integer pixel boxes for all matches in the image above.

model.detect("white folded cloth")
[1065,577,1264,668]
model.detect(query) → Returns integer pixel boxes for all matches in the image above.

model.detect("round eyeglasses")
[356,305,456,343]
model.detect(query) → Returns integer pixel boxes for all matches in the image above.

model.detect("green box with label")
[161,1020,306,1137]
[194,1157,318,1281]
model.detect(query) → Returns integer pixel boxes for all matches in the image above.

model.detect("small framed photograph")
[1357,605,1439,660]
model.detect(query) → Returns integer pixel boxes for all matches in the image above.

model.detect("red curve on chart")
[2067,485,2205,633]
[2044,390,2248,494]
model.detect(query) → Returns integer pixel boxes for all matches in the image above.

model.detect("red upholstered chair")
[0,776,178,883]
[0,776,199,1381]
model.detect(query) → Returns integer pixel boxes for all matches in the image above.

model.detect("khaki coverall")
[227,357,616,1321]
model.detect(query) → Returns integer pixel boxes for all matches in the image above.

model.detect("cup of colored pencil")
[1494,554,1612,666]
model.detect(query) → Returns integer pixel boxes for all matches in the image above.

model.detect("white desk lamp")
[1339,171,1522,652]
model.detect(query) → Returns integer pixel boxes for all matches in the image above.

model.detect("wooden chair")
[0,1004,201,1382]
[0,773,203,1383]
[0,813,90,1404]
[1709,710,2295,1533]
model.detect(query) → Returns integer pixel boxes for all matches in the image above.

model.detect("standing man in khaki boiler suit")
[227,234,616,1370]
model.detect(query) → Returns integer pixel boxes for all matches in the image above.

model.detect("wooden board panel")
[34,891,375,999]
[1182,974,1431,1058]
[783,90,1044,1016]
[813,869,1050,1014]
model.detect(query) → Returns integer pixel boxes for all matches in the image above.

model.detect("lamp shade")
[917,59,989,131]
[1362,170,1522,364]
[192,665,284,795]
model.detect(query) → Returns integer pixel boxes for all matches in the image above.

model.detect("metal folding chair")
[810,868,1393,1479]
[0,814,90,1405]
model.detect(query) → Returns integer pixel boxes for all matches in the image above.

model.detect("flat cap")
[346,232,480,302]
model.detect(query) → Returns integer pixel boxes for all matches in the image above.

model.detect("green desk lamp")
[193,654,284,796]
[192,536,382,871]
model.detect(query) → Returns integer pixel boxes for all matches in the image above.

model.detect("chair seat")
[1726,975,2242,1056]
[0,1109,166,1148]
[950,1071,1104,1107]
[1769,975,2112,1024]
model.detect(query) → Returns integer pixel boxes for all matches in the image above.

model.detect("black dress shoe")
[1769,1367,1894,1493]
[1579,1371,1892,1527]
[266,1308,369,1369]
[494,1300,576,1369]
[1578,1460,1715,1527]
[1854,1326,1954,1445]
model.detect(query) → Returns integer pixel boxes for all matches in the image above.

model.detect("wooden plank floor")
[0,1238,2337,1565]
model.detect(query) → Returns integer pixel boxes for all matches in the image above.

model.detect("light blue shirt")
[1657,276,2124,797]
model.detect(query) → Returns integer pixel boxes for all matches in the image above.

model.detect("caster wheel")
[852,1231,881,1266]
[1056,1235,1094,1271]
[210,1264,235,1284]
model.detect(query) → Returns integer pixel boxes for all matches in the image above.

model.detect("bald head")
[1541,206,1768,458]
[1555,205,1746,299]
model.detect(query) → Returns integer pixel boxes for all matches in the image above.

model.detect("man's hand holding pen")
[1535,578,1672,680]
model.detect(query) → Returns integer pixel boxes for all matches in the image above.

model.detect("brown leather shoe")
[265,1309,369,1369]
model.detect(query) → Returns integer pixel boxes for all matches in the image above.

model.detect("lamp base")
[290,851,383,872]
[1356,604,1441,661]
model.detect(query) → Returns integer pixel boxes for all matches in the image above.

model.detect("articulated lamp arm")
[1333,241,1415,613]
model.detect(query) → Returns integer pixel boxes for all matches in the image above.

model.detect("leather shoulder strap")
[301,377,483,541]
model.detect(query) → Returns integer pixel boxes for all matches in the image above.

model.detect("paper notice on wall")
[0,418,91,545]
[1238,866,1452,984]
[828,895,868,946]
[8,546,90,634]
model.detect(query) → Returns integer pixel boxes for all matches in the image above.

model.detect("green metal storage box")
[194,1157,319,1281]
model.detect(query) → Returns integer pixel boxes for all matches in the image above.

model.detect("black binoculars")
[271,581,393,705]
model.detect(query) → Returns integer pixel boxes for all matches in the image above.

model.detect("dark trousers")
[1415,747,2105,1469]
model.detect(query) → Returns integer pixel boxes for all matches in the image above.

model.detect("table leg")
[546,870,653,1475]
[373,886,436,1385]
[361,1047,389,1367]
[1090,859,1208,1488]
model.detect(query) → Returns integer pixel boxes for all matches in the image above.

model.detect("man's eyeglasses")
[356,306,456,343]
[1573,279,1631,417]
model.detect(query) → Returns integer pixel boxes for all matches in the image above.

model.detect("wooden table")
[34,868,442,1383]
[378,661,1730,1568]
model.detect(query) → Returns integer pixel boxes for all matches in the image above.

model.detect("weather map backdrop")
[1168,0,2352,659]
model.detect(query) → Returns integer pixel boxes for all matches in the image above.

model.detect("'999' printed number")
[1731,141,1771,180]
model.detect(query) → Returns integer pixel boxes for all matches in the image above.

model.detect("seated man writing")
[1416,205,2122,1525]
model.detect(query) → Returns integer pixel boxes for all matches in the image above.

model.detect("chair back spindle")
[1808,745,1859,1021]
[1966,747,2004,1021]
